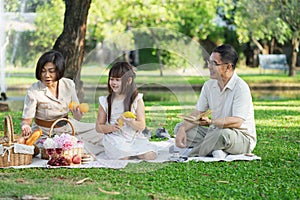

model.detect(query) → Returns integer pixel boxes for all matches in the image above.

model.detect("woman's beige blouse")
[22,77,79,121]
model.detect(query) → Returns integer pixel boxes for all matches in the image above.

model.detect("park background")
[0,0,299,199]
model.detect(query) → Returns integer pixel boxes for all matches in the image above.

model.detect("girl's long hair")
[107,62,138,123]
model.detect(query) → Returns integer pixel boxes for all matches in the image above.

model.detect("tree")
[279,0,300,76]
[88,0,178,76]
[53,0,91,102]
[87,0,217,76]
[234,0,299,76]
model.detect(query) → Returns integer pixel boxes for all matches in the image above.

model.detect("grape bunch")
[47,156,71,166]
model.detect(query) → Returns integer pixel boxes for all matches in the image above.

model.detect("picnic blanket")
[6,139,261,169]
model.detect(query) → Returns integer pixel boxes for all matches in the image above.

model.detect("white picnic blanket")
[5,139,261,169]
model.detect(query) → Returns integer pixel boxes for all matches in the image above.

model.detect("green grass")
[1,67,299,199]
[4,66,300,88]
[0,99,299,199]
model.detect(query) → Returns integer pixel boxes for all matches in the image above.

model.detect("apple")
[72,154,81,164]
[64,155,73,165]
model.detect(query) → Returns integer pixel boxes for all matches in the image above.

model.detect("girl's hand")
[120,116,135,127]
[105,125,121,134]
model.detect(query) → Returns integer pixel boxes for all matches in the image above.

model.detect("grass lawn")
[4,66,300,87]
[0,99,299,199]
[0,67,299,199]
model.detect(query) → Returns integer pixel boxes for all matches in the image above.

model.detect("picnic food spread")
[0,116,93,168]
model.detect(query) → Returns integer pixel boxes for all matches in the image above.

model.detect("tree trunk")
[270,37,275,54]
[53,0,91,102]
[150,29,164,76]
[251,36,264,54]
[289,37,298,76]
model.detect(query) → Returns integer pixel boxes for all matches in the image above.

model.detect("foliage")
[234,0,292,45]
[279,0,300,37]
[3,0,50,12]
[278,0,300,76]
[165,0,218,41]
[86,0,218,73]
[33,0,64,52]
[3,0,299,73]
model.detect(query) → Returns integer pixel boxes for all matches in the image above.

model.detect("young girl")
[96,62,157,160]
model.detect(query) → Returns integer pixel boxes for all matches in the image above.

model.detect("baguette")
[25,128,42,146]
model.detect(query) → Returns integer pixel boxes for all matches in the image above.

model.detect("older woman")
[21,50,103,156]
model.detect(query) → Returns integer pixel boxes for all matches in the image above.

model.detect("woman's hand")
[20,119,32,137]
[21,124,32,137]
[71,107,83,121]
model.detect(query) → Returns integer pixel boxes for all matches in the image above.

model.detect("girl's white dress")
[99,93,157,160]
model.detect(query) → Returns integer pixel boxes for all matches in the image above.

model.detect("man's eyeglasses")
[206,60,228,67]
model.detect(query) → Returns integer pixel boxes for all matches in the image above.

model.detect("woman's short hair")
[35,50,65,80]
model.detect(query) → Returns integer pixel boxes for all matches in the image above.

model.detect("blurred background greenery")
[2,0,299,72]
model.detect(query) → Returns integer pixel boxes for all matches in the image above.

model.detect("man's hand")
[198,117,211,126]
[175,126,187,148]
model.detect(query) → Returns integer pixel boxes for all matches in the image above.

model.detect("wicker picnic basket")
[0,115,33,167]
[41,118,83,160]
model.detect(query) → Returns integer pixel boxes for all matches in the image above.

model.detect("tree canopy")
[3,0,299,76]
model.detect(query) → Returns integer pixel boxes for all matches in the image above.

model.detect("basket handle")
[49,118,75,137]
[4,115,14,145]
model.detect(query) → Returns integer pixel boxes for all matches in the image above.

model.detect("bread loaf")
[25,129,42,146]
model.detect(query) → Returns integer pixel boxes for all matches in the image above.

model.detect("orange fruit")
[78,103,89,113]
[68,101,79,110]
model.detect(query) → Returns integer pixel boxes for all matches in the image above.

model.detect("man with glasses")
[174,44,256,158]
